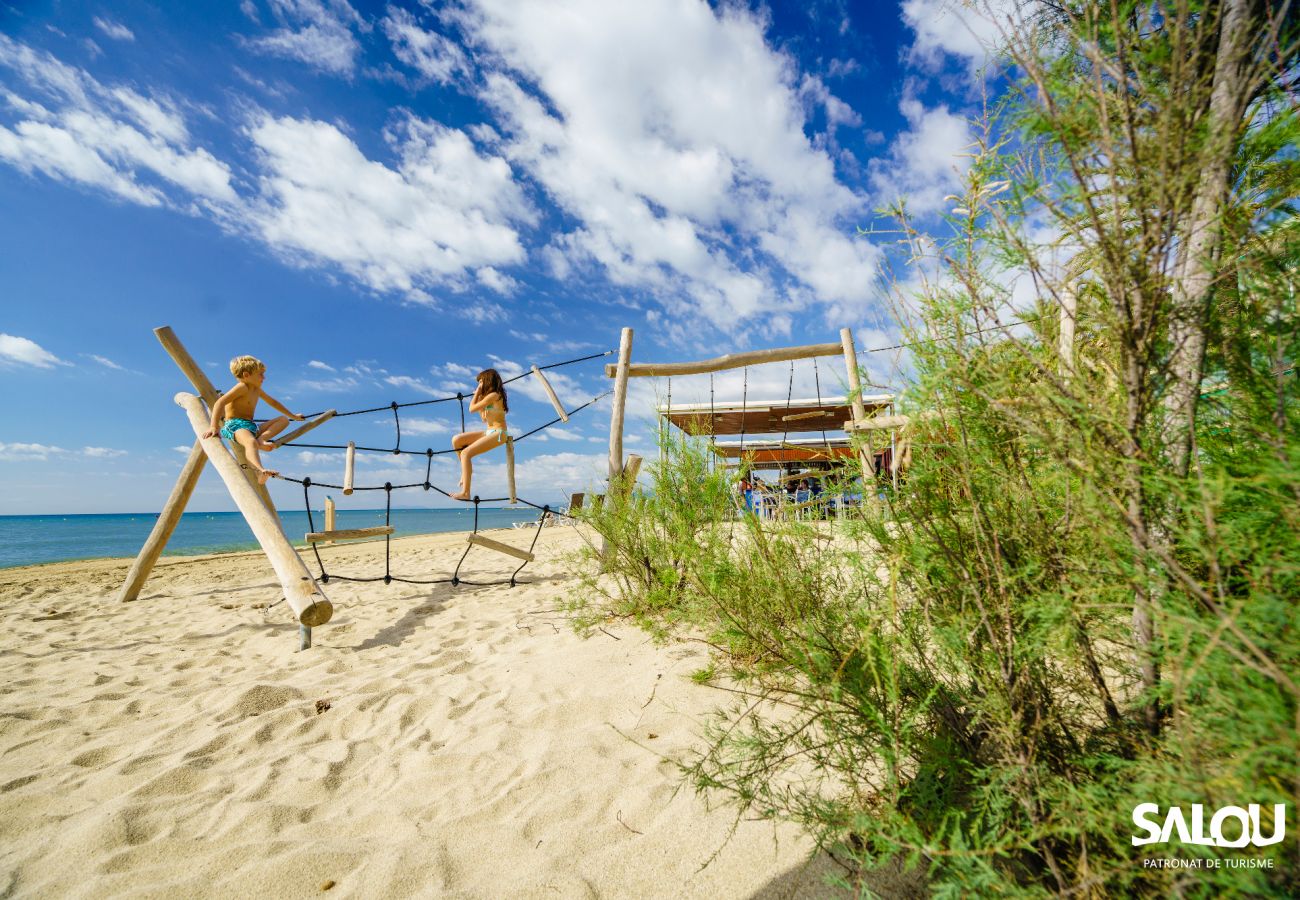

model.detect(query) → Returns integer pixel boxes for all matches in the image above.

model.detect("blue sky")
[0,0,995,514]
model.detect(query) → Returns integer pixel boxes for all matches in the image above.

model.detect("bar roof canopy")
[710,437,858,465]
[657,394,892,437]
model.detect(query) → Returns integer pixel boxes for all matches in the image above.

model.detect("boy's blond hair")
[230,355,266,378]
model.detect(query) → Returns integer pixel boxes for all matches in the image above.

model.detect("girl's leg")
[256,416,290,450]
[235,429,277,484]
[451,431,484,491]
[449,433,504,500]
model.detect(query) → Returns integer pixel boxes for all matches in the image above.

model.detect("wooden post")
[608,328,634,482]
[618,453,642,496]
[117,439,206,602]
[504,437,517,504]
[603,327,633,563]
[530,366,569,422]
[324,496,336,544]
[343,441,356,496]
[154,326,276,513]
[840,327,875,485]
[176,392,332,628]
[1059,282,1077,379]
[840,327,867,422]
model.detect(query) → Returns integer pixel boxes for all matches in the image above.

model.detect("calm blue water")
[0,508,549,569]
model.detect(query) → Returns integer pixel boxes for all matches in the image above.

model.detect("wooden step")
[466,533,534,562]
[304,526,394,543]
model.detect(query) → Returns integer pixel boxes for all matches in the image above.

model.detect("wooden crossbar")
[304,526,393,544]
[466,533,534,562]
[604,341,842,378]
[531,365,569,422]
[781,410,832,422]
[271,409,337,448]
[845,414,911,432]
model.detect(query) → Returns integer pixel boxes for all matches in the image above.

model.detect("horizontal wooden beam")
[845,414,911,432]
[781,410,833,422]
[304,526,394,543]
[467,533,534,562]
[271,409,336,448]
[604,341,842,378]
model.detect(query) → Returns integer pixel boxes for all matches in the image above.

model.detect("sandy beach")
[0,525,838,898]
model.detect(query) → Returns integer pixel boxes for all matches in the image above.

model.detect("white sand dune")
[0,526,842,898]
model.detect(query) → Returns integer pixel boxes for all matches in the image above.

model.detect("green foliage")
[572,4,1299,896]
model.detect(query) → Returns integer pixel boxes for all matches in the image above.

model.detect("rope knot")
[302,476,311,488]
[384,482,392,492]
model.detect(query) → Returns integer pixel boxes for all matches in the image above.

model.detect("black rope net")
[238,347,612,588]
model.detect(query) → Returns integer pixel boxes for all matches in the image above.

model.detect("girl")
[449,368,509,501]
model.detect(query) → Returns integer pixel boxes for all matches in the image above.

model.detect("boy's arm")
[203,385,241,438]
[258,389,305,421]
[467,391,499,413]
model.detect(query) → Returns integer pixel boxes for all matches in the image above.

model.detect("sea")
[0,507,550,569]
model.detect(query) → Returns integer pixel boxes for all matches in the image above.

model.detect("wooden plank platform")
[466,533,534,562]
[304,525,394,543]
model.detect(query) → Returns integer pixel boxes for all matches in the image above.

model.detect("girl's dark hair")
[477,368,508,412]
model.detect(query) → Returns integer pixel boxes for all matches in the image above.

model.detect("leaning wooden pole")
[176,392,332,628]
[154,326,276,512]
[118,324,274,603]
[117,439,206,602]
[602,327,634,563]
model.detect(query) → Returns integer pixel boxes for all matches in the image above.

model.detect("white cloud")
[0,442,68,460]
[868,98,974,219]
[88,353,125,370]
[0,333,67,368]
[295,375,361,393]
[458,0,879,332]
[902,0,1020,72]
[172,445,191,454]
[542,427,582,442]
[82,446,126,458]
[246,0,366,77]
[382,5,469,85]
[402,417,455,435]
[0,35,236,207]
[93,17,136,42]
[295,449,339,466]
[384,374,440,395]
[307,359,335,371]
[465,450,608,501]
[244,113,531,293]
[475,266,518,295]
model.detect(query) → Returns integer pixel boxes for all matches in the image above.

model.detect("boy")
[203,355,304,484]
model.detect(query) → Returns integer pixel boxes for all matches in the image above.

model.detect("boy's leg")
[257,416,290,449]
[235,429,277,484]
